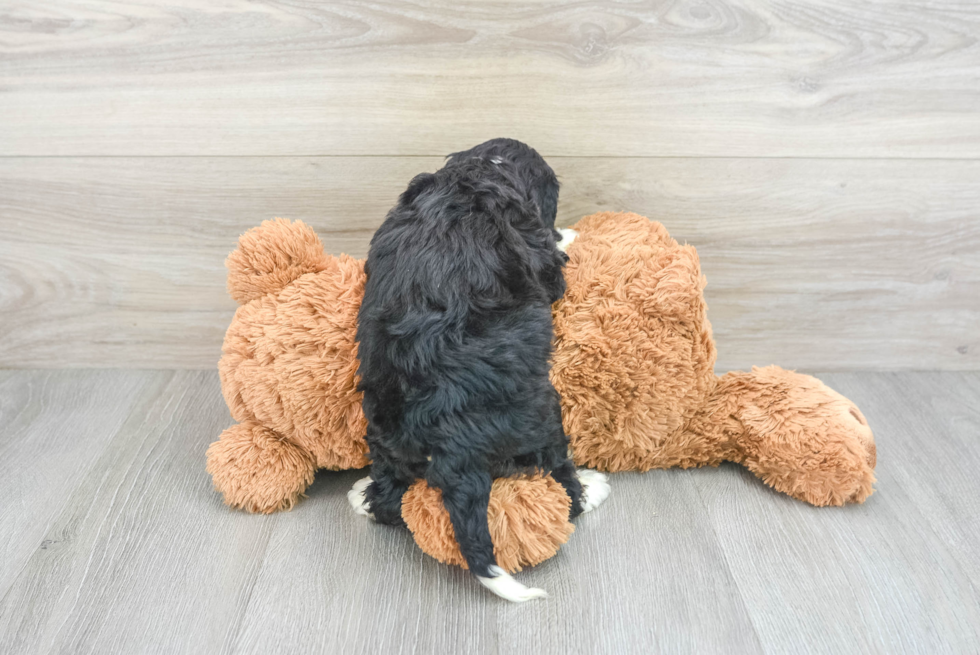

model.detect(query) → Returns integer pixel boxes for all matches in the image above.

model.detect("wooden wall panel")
[1,156,976,370]
[1,0,978,157]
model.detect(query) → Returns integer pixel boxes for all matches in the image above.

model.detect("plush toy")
[207,211,876,571]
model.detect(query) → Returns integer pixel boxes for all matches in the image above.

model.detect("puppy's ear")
[400,173,437,205]
[534,177,559,228]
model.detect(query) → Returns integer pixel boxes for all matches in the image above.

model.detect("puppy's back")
[356,152,561,601]
[357,161,555,398]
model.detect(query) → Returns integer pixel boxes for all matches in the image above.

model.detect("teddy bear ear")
[225,218,330,304]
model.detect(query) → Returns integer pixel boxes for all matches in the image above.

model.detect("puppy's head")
[446,138,560,228]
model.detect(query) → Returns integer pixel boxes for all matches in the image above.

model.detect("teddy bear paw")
[577,468,611,513]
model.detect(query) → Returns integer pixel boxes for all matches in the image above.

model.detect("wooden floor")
[1,369,978,654]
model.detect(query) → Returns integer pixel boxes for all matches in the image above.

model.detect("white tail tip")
[476,565,548,602]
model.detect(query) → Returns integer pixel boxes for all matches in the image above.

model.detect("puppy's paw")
[577,468,611,514]
[556,228,578,253]
[347,476,375,519]
[477,565,548,602]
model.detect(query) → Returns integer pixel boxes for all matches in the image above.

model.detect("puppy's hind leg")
[549,458,610,517]
[548,457,585,519]
[540,391,609,518]
[428,458,547,602]
[348,476,375,519]
[349,453,414,526]
[576,468,611,514]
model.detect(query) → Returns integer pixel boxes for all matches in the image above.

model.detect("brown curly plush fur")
[207,212,876,566]
[688,367,876,506]
[402,475,574,574]
[209,219,370,514]
[553,212,875,507]
[552,212,716,472]
[206,420,315,513]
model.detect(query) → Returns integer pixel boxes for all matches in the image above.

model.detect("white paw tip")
[556,228,578,253]
[347,476,375,519]
[476,565,548,602]
[577,468,611,513]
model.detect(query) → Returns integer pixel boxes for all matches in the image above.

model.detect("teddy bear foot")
[724,367,877,507]
[205,421,316,513]
[757,453,876,507]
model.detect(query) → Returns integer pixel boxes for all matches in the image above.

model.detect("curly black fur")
[355,138,584,577]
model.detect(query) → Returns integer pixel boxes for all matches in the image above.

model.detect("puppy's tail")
[427,461,547,603]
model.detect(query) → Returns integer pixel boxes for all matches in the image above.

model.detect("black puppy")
[349,138,609,601]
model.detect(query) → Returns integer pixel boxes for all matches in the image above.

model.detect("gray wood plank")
[2,157,977,370]
[690,372,980,654]
[1,1,979,157]
[232,469,762,655]
[0,370,762,655]
[1,370,979,653]
[0,371,274,655]
[821,372,980,589]
[0,370,167,598]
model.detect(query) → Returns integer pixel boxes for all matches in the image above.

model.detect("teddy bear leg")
[720,367,876,507]
[206,420,316,513]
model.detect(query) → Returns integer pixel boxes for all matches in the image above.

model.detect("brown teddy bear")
[207,211,876,572]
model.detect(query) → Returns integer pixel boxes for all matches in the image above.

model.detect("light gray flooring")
[1,370,978,654]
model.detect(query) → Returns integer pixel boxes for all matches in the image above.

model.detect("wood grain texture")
[825,372,980,590]
[1,370,978,653]
[232,470,762,655]
[0,370,167,597]
[0,371,265,654]
[690,371,980,654]
[1,156,977,370]
[1,1,979,157]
